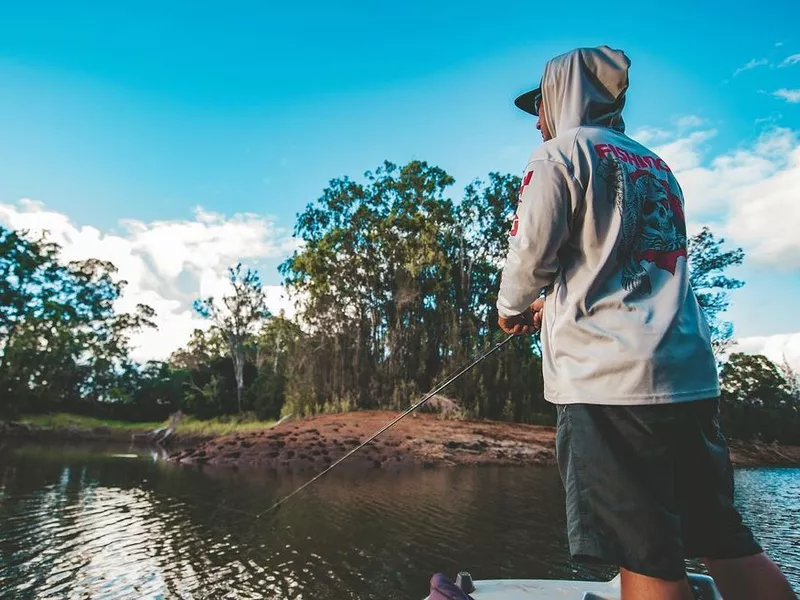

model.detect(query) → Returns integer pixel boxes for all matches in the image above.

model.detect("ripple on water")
[0,446,797,599]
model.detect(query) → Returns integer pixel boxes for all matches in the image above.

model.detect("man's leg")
[703,553,797,600]
[554,405,691,589]
[677,401,796,599]
[619,568,695,600]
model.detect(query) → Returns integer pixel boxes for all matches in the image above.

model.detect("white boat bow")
[425,572,723,599]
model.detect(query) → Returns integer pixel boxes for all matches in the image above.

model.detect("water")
[0,441,797,599]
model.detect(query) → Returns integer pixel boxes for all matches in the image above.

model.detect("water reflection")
[733,468,800,587]
[0,441,797,599]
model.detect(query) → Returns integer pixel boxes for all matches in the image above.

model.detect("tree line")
[1,160,798,443]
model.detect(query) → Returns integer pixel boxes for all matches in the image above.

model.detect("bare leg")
[620,567,695,600]
[703,553,796,600]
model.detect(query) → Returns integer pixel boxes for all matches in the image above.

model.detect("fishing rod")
[256,333,517,518]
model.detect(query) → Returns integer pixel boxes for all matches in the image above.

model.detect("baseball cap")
[514,81,542,116]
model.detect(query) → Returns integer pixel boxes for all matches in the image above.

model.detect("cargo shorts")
[555,398,763,581]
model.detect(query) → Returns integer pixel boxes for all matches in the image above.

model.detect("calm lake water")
[0,440,797,599]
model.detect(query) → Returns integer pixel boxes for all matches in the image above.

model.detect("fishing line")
[74,331,522,578]
[254,333,517,519]
[153,333,517,525]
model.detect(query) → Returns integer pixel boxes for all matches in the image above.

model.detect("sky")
[1,0,799,369]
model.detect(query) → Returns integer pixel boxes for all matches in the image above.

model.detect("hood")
[517,46,631,138]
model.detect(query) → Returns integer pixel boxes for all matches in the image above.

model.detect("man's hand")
[531,297,544,330]
[498,298,545,335]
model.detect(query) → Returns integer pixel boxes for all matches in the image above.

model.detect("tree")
[687,227,744,356]
[194,264,270,413]
[721,353,792,408]
[167,328,232,417]
[247,315,303,419]
[0,225,156,417]
[114,360,186,422]
[0,165,756,430]
[778,357,800,400]
[279,160,547,420]
[719,353,799,443]
[169,328,228,372]
[280,160,458,411]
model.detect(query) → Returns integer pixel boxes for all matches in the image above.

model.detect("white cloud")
[634,124,800,366]
[653,130,717,171]
[729,52,798,79]
[755,113,783,126]
[653,127,800,269]
[723,135,800,268]
[644,121,800,274]
[779,54,800,67]
[772,88,800,103]
[733,58,769,77]
[732,332,800,374]
[674,115,705,129]
[0,200,300,361]
[630,126,672,146]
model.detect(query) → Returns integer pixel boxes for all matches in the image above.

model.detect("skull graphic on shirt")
[597,154,688,296]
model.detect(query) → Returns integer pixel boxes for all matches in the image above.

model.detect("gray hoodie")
[497,46,720,405]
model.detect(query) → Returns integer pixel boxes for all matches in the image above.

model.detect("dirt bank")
[168,410,800,473]
[168,411,558,472]
[728,439,800,467]
[6,413,796,472]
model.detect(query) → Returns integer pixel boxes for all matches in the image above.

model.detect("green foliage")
[168,414,277,437]
[2,162,791,447]
[278,160,548,420]
[687,227,744,355]
[19,413,162,431]
[720,353,800,444]
[246,316,300,420]
[194,263,271,413]
[18,412,276,437]
[0,225,156,418]
[115,360,187,422]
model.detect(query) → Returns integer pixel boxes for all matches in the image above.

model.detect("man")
[497,46,796,600]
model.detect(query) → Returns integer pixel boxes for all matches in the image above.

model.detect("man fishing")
[497,46,796,600]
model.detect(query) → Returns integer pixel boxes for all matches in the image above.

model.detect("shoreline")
[5,412,799,471]
[166,411,800,473]
[167,410,559,472]
[0,419,215,449]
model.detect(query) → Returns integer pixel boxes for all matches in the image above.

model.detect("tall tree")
[687,227,744,355]
[719,352,799,443]
[778,358,800,400]
[168,328,231,417]
[0,225,155,416]
[721,353,792,408]
[248,315,303,419]
[280,160,459,410]
[279,160,547,420]
[194,264,270,413]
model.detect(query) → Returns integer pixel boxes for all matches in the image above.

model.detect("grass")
[18,413,277,437]
[19,413,161,432]
[171,416,277,437]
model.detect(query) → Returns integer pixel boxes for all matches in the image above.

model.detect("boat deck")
[425,573,723,599]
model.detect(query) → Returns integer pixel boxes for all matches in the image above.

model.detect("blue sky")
[1,0,799,362]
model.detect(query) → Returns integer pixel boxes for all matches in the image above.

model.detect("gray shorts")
[555,399,762,581]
